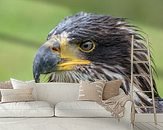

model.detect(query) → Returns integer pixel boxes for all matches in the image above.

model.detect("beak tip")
[33,71,40,83]
[33,65,40,83]
[33,55,41,83]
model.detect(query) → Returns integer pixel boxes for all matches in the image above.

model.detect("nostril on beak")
[51,47,60,53]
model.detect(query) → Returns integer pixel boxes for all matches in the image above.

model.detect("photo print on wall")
[33,12,163,113]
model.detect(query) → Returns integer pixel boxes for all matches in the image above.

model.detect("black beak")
[33,43,60,83]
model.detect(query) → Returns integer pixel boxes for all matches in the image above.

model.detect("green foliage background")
[0,0,163,96]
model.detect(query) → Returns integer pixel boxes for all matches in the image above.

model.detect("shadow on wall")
[33,0,163,29]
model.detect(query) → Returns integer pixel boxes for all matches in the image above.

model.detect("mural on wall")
[33,12,163,113]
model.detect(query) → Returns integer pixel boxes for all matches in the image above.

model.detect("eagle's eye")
[78,41,95,53]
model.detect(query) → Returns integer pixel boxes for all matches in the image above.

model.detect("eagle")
[33,12,162,113]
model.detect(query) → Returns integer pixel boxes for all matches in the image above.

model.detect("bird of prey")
[33,12,162,113]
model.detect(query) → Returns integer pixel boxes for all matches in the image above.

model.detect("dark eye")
[79,41,95,52]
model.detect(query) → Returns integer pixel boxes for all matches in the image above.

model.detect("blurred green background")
[0,0,163,96]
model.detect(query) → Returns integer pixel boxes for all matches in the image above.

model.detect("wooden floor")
[134,122,163,130]
[134,113,163,130]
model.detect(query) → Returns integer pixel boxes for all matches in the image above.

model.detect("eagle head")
[33,12,131,84]
[33,12,161,112]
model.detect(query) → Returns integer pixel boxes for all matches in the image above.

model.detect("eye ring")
[78,41,95,53]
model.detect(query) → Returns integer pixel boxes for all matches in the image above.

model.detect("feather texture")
[43,12,161,112]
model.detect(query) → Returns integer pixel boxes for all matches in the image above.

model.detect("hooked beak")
[33,41,61,83]
[33,37,91,83]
